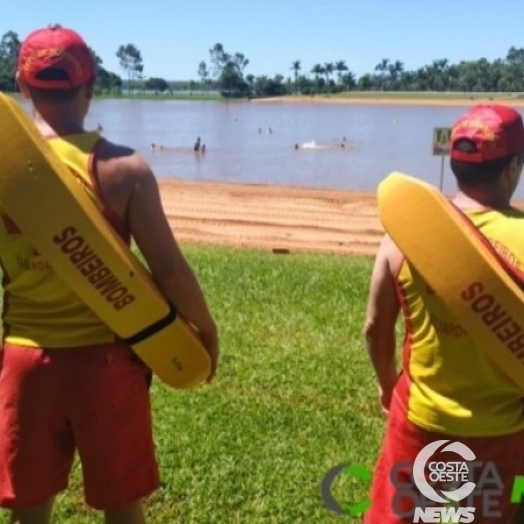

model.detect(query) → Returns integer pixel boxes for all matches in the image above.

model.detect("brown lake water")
[23,98,521,198]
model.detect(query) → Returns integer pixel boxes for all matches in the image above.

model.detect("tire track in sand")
[159,180,384,256]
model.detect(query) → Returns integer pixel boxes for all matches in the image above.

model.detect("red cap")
[450,104,524,163]
[18,24,95,89]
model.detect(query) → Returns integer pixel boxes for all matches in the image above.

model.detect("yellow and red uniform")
[0,132,159,510]
[365,208,524,524]
[397,207,524,437]
[0,132,128,347]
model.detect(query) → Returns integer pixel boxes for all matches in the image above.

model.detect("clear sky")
[3,0,523,82]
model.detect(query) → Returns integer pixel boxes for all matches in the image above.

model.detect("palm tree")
[341,71,356,91]
[387,60,404,90]
[290,60,301,94]
[374,58,389,90]
[311,63,325,93]
[335,60,348,85]
[425,59,449,91]
[311,63,325,80]
[324,62,334,85]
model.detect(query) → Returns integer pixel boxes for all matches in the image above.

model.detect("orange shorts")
[0,342,159,510]
[364,386,524,524]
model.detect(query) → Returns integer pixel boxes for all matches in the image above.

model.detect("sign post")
[432,127,452,192]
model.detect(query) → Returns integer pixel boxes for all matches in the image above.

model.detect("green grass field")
[0,245,386,523]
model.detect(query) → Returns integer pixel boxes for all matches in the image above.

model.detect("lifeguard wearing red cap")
[17,24,95,90]
[450,104,524,163]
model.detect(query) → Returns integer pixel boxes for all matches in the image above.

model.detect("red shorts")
[364,389,524,524]
[0,342,159,510]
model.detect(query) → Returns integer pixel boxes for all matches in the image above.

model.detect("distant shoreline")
[251,93,524,107]
[9,90,524,107]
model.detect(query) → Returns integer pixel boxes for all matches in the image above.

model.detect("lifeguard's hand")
[378,386,392,416]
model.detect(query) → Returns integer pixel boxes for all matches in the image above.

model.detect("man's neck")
[33,108,85,137]
[452,189,511,211]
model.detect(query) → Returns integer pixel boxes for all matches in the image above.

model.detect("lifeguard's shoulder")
[95,138,154,183]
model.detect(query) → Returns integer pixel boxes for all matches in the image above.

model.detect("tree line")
[1,29,523,97]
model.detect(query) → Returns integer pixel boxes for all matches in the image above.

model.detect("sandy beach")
[159,178,524,257]
[158,95,524,256]
[159,179,383,257]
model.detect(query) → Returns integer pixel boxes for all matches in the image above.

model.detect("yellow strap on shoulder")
[378,171,524,392]
[0,93,210,390]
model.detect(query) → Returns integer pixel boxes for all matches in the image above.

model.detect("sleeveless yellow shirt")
[397,207,524,437]
[0,132,129,348]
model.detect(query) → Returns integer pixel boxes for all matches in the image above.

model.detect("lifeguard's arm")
[125,157,219,380]
[364,234,401,412]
